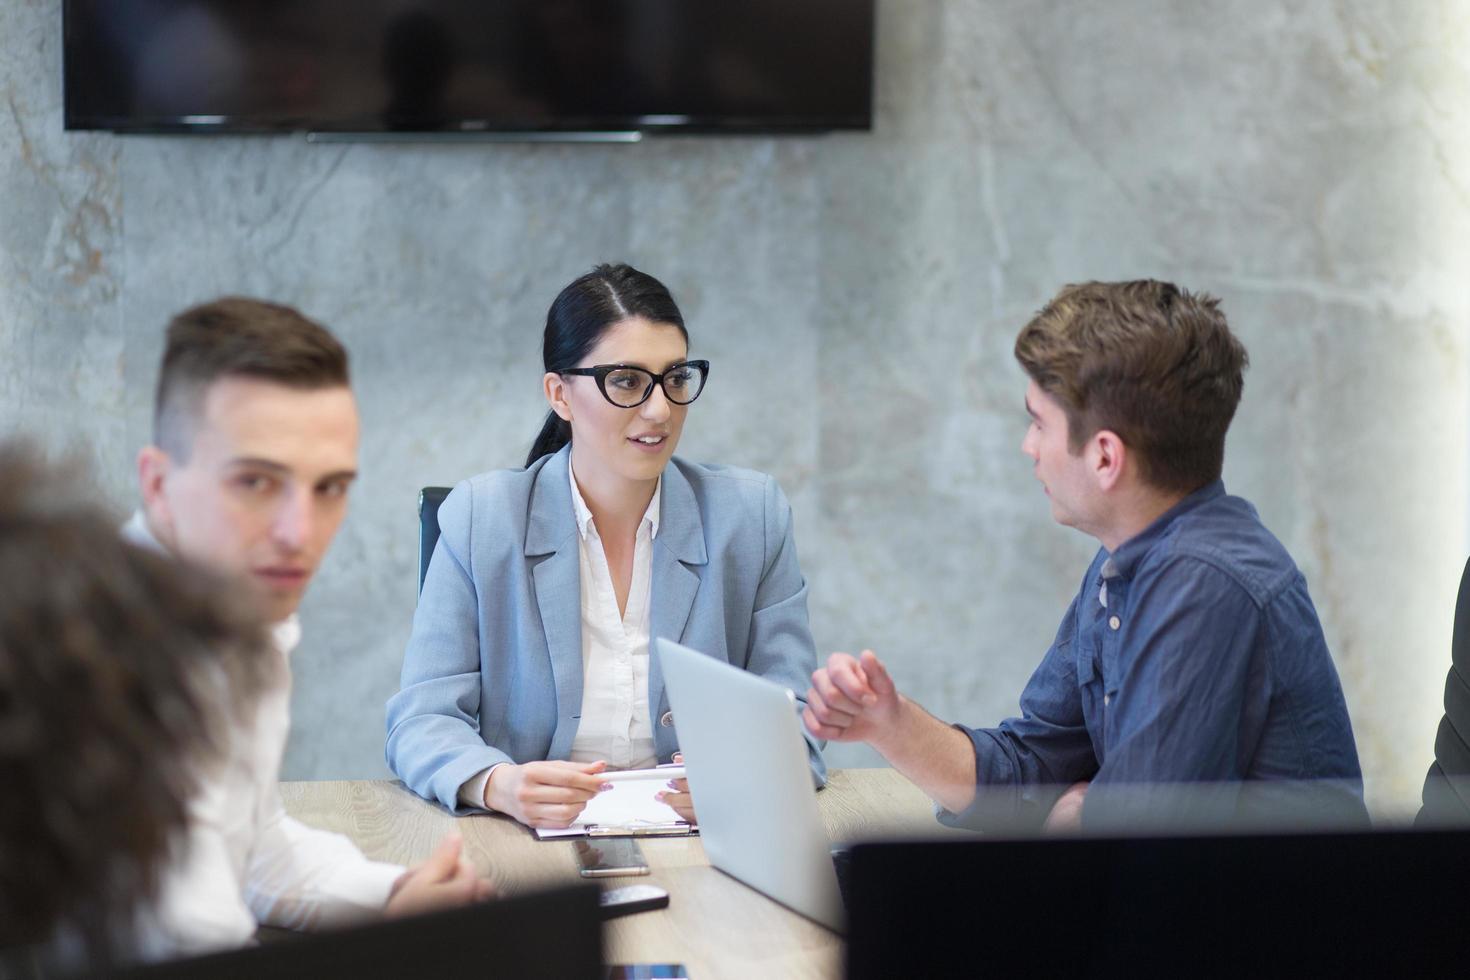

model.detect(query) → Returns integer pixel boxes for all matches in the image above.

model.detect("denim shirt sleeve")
[1081,556,1265,829]
[937,593,1100,831]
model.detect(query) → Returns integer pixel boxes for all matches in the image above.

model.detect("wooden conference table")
[281,768,967,979]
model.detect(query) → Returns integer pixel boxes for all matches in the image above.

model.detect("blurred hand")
[803,650,902,745]
[386,832,493,917]
[487,760,609,829]
[1042,780,1091,834]
[656,751,696,824]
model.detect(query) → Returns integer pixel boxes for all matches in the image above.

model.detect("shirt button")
[1104,693,1111,707]
[1108,615,1121,630]
[659,711,674,728]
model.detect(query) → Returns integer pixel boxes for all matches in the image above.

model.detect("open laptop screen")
[654,638,843,932]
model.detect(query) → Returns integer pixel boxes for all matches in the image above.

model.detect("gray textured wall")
[3,1,1468,817]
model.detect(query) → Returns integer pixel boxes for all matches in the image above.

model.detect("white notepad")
[532,766,694,839]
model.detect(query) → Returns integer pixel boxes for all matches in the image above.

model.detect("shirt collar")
[1105,479,1226,580]
[121,509,162,553]
[272,616,302,656]
[567,457,661,542]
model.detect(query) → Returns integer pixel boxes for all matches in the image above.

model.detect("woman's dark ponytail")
[524,263,688,468]
[524,412,572,468]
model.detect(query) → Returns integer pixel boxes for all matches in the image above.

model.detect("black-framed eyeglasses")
[561,360,710,408]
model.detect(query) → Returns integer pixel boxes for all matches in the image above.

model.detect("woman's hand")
[486,760,610,829]
[656,752,696,825]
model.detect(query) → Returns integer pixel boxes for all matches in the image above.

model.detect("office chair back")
[418,486,451,596]
[1419,556,1470,823]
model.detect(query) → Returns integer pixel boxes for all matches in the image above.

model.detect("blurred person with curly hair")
[0,442,269,975]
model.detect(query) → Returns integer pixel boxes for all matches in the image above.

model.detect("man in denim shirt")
[805,281,1365,831]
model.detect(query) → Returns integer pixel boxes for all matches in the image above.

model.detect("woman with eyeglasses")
[387,264,825,829]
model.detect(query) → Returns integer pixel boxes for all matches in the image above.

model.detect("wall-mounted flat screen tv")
[64,1,875,137]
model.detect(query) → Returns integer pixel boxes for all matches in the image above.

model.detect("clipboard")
[533,765,698,840]
[586,821,694,838]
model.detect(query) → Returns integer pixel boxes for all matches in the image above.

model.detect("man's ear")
[543,372,573,423]
[1090,429,1128,493]
[136,445,176,545]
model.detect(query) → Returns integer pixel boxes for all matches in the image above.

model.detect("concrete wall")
[3,1,1467,817]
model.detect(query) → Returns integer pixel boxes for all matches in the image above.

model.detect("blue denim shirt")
[941,480,1366,831]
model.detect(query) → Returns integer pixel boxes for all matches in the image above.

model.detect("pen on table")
[600,766,686,783]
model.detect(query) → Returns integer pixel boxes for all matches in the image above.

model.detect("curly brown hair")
[0,442,270,962]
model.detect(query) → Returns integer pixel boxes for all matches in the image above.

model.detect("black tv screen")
[64,1,874,136]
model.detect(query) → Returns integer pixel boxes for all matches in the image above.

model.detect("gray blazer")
[386,445,826,812]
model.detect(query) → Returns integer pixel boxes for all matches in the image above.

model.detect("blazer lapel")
[526,447,583,759]
[648,462,709,729]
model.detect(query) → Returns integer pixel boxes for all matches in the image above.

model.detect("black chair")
[417,486,451,596]
[1418,556,1470,824]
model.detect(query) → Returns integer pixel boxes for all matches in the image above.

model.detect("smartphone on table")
[575,837,650,877]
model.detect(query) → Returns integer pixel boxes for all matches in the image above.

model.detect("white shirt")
[122,512,403,958]
[457,463,660,809]
[565,459,660,770]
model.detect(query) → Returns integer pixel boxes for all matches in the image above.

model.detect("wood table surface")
[280,768,968,979]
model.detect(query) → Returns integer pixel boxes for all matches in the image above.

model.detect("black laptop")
[119,883,601,980]
[845,828,1470,979]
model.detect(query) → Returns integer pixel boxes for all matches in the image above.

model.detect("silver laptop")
[654,637,845,932]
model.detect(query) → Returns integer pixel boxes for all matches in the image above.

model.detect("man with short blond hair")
[806,280,1365,831]
[131,297,489,957]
